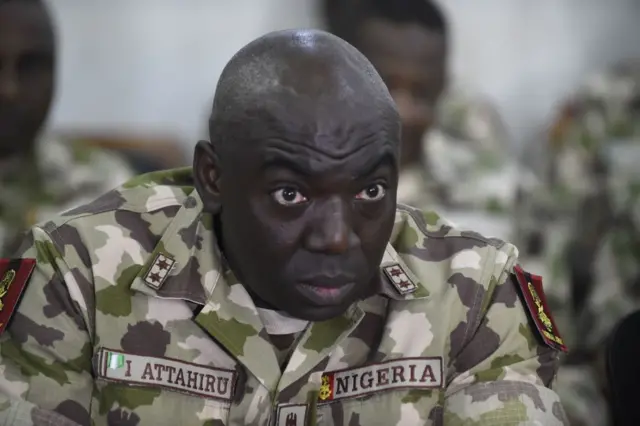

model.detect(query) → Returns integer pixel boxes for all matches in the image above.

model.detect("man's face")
[357,18,446,168]
[198,99,399,321]
[0,2,54,154]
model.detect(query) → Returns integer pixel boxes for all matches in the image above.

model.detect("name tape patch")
[513,264,567,353]
[319,357,443,402]
[0,258,36,335]
[97,348,236,402]
[276,403,308,426]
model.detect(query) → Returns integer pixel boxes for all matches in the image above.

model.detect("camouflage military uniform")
[525,59,640,426]
[515,58,640,273]
[0,168,568,425]
[398,89,529,240]
[0,136,133,256]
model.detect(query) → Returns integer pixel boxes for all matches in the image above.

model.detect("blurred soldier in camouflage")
[523,58,640,426]
[0,29,568,425]
[0,0,133,256]
[323,0,518,238]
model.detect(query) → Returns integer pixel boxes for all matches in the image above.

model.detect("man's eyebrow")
[354,151,396,180]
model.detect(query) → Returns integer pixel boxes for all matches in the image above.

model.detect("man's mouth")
[296,282,356,306]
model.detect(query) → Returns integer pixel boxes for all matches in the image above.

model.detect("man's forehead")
[251,137,397,183]
[259,136,394,162]
[240,105,399,159]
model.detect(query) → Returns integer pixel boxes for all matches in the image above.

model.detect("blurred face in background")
[356,18,447,169]
[0,1,54,156]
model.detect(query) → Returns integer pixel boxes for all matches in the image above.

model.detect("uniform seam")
[461,250,496,349]
[49,197,183,232]
[447,246,501,382]
[43,226,96,345]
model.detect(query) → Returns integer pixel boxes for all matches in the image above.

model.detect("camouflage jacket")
[397,89,525,238]
[540,58,640,347]
[541,172,640,426]
[515,58,640,267]
[398,129,520,213]
[397,128,534,242]
[398,85,515,214]
[550,169,640,353]
[0,136,134,257]
[0,168,567,425]
[436,86,510,158]
[533,61,640,426]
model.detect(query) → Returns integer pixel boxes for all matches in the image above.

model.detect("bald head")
[209,29,397,148]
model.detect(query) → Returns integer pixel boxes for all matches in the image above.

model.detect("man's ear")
[193,140,222,213]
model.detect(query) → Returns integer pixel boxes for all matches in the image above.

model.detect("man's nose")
[305,197,357,254]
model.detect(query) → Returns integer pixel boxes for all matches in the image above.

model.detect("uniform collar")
[129,190,222,304]
[378,214,430,301]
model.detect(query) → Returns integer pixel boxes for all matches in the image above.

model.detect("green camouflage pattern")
[436,87,510,158]
[0,136,134,257]
[0,167,567,425]
[398,89,515,214]
[531,59,640,426]
[515,58,640,265]
[398,90,528,240]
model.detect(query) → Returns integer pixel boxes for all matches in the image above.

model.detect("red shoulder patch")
[0,259,36,335]
[512,264,567,353]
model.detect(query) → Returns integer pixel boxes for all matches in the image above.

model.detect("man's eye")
[355,184,386,201]
[271,188,308,206]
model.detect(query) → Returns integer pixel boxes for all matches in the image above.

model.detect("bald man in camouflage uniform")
[523,58,640,426]
[0,0,134,257]
[0,29,568,426]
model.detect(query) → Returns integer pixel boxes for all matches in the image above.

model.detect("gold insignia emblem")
[528,282,553,332]
[319,375,332,401]
[0,269,16,312]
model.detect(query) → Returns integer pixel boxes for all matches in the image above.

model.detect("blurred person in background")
[322,0,521,239]
[60,131,190,174]
[0,0,134,256]
[518,58,640,426]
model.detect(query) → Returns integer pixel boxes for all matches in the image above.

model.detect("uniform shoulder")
[389,204,519,300]
[393,203,514,253]
[36,167,196,232]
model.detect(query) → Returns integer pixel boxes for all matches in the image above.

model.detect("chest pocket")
[91,348,234,426]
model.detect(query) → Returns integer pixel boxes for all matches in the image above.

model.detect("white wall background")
[45,0,640,155]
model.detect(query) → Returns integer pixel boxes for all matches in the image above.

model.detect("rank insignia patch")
[0,258,36,335]
[512,264,567,352]
[383,263,417,295]
[143,253,175,290]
